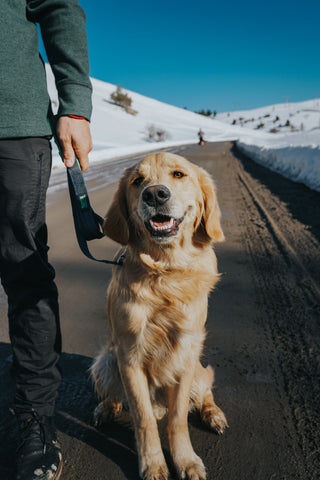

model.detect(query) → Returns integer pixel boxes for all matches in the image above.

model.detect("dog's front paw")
[201,405,228,435]
[176,455,206,480]
[93,401,122,427]
[141,461,169,480]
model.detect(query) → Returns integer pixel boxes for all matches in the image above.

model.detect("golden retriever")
[91,152,228,480]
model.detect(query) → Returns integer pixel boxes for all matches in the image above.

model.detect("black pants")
[0,137,61,418]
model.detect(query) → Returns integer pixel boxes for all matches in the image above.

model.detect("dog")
[91,152,228,480]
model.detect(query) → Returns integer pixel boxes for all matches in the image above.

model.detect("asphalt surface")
[0,141,319,480]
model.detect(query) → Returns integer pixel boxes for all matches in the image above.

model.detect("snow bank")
[236,140,320,192]
[218,101,320,193]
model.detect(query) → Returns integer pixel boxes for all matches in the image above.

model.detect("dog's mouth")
[145,214,184,238]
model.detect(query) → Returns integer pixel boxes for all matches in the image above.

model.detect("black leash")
[50,116,123,266]
[67,160,123,266]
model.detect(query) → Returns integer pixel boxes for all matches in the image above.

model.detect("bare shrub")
[110,86,132,109]
[147,124,156,140]
[146,124,170,142]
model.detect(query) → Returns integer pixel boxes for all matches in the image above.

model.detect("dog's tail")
[90,344,124,403]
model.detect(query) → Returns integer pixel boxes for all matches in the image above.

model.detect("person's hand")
[56,116,93,172]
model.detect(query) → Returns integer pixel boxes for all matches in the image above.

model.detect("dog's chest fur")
[110,265,216,387]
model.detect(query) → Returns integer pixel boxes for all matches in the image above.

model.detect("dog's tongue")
[150,216,174,231]
[153,218,171,227]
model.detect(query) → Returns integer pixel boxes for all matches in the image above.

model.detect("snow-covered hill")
[216,101,320,192]
[46,65,246,164]
[45,65,320,192]
[216,99,320,135]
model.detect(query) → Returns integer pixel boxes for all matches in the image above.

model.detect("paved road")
[1,142,319,479]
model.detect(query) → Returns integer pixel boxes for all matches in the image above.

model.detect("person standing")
[198,128,205,145]
[0,1,93,479]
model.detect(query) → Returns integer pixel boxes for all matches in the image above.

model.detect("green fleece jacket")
[0,0,92,139]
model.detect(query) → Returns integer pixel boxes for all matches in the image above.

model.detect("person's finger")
[57,131,76,168]
[63,146,76,168]
[72,138,92,172]
[76,149,90,172]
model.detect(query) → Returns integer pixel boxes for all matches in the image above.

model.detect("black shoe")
[15,411,62,480]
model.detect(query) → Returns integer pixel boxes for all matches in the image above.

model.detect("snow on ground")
[46,65,320,192]
[235,137,320,192]
[216,101,320,192]
[46,65,244,166]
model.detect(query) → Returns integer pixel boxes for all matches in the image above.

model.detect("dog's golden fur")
[91,152,228,480]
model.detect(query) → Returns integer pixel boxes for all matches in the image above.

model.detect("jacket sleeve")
[27,0,92,121]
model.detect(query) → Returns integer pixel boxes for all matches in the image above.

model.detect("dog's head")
[104,152,224,247]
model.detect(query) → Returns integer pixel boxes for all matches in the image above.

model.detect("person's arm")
[27,0,93,171]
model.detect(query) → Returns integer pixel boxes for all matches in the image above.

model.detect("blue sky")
[40,0,320,112]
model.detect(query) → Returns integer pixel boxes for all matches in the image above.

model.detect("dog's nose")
[142,185,171,207]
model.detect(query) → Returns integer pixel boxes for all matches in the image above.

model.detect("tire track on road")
[234,148,320,479]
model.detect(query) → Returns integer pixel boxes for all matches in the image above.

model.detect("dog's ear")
[194,167,225,244]
[104,174,130,245]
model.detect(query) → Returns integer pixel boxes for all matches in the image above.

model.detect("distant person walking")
[0,1,92,479]
[198,128,205,146]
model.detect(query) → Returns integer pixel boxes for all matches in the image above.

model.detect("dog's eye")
[173,171,185,178]
[132,176,144,187]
